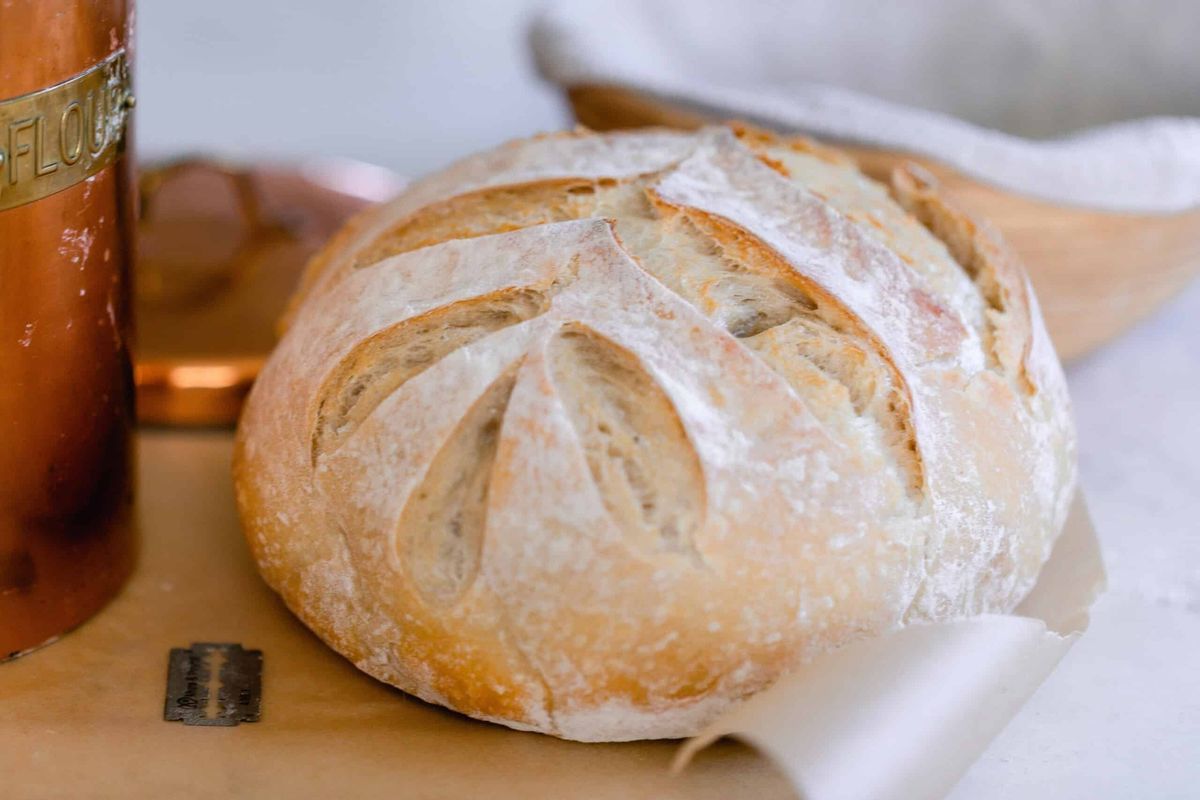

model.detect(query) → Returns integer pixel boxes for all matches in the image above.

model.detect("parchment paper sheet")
[677,495,1105,800]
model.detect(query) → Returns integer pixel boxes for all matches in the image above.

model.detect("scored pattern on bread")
[731,126,1035,394]
[548,323,705,562]
[345,157,929,500]
[742,318,924,498]
[889,165,1036,392]
[397,361,522,606]
[351,178,620,267]
[311,288,550,464]
[646,203,926,500]
[236,126,1076,742]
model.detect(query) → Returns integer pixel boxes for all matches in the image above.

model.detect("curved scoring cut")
[548,324,705,560]
[352,178,623,268]
[311,288,548,464]
[745,317,924,498]
[890,165,1036,393]
[641,200,927,501]
[397,361,521,606]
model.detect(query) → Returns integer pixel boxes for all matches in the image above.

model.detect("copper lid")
[134,157,403,426]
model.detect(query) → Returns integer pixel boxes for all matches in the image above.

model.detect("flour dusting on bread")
[235,125,1076,742]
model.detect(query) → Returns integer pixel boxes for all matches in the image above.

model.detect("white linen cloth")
[532,0,1200,212]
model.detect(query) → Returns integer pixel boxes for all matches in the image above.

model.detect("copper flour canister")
[0,1,136,659]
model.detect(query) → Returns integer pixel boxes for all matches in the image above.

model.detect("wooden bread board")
[0,431,794,800]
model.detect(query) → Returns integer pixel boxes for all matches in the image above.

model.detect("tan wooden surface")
[0,430,794,800]
[567,85,1200,362]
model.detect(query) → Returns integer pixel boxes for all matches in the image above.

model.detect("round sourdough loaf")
[234,125,1076,742]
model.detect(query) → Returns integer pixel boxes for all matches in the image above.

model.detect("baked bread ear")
[234,125,1076,742]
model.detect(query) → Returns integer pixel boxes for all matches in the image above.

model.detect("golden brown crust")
[729,120,856,167]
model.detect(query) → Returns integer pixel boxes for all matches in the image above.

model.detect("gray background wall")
[138,0,564,178]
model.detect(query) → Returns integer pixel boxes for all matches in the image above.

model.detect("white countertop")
[138,3,1200,796]
[952,278,1200,799]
